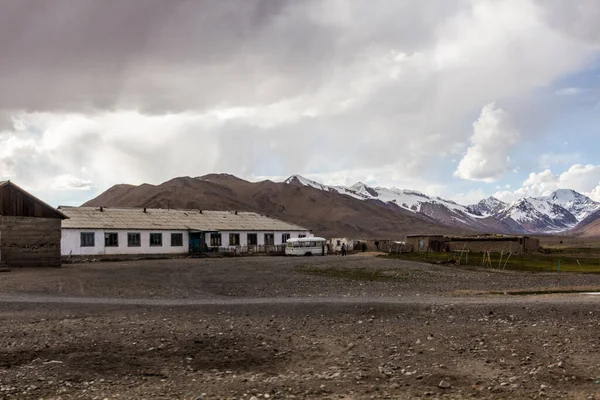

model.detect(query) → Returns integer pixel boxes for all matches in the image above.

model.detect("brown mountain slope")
[82,174,467,238]
[573,209,600,237]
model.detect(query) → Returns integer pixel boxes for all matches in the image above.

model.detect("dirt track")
[1,255,600,399]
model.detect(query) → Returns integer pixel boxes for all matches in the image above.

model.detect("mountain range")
[82,174,600,238]
[285,175,600,235]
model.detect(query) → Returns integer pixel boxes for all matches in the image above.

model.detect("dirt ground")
[2,255,600,399]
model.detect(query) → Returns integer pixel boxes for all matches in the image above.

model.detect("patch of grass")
[295,266,405,282]
[382,250,600,273]
[492,289,598,296]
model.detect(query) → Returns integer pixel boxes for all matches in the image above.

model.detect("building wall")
[406,236,444,252]
[62,229,311,256]
[447,240,524,254]
[524,237,540,252]
[215,231,308,247]
[61,229,190,256]
[406,236,540,254]
[1,216,62,267]
[328,238,351,253]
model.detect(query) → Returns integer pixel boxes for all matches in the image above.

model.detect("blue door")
[189,232,202,253]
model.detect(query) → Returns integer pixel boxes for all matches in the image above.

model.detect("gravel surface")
[3,256,600,299]
[0,255,600,399]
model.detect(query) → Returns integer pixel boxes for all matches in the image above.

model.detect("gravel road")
[0,255,600,399]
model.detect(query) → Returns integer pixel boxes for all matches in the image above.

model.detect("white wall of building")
[206,231,309,247]
[62,229,312,256]
[61,229,189,256]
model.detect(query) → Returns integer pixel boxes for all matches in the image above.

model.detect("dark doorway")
[189,232,207,254]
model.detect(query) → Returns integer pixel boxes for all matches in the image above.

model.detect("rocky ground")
[1,255,600,399]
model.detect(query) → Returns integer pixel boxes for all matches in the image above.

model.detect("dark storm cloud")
[1,0,600,206]
[0,0,463,114]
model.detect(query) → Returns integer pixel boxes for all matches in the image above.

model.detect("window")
[229,233,240,246]
[247,233,258,245]
[80,232,95,247]
[150,233,163,246]
[210,233,222,247]
[336,240,341,246]
[264,233,274,245]
[105,232,118,247]
[171,233,183,247]
[282,233,290,243]
[299,234,306,238]
[128,233,141,247]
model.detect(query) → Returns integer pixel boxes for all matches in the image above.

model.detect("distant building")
[405,234,540,254]
[328,238,352,254]
[59,206,311,258]
[0,181,67,267]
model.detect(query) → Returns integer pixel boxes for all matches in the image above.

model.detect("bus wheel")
[305,252,312,256]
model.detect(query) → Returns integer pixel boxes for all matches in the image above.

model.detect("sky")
[0,0,599,207]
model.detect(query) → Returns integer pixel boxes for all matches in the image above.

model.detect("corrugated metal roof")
[59,206,308,231]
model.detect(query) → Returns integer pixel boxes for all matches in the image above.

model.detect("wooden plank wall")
[0,184,63,218]
[0,216,62,267]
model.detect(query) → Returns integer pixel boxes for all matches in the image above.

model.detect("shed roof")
[0,180,67,219]
[59,206,309,231]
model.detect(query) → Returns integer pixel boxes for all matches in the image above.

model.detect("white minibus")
[285,237,327,256]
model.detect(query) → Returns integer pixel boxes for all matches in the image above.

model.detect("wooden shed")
[0,181,67,268]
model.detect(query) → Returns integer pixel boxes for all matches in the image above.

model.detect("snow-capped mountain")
[494,197,578,233]
[467,197,508,217]
[284,175,337,192]
[284,175,600,234]
[542,189,599,221]
[285,175,516,233]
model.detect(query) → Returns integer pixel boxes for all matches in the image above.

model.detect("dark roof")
[0,180,68,219]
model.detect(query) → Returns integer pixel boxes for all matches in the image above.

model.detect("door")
[189,232,201,254]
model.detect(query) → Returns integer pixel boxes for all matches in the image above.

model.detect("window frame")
[80,232,95,247]
[127,232,141,247]
[210,233,222,247]
[229,233,240,246]
[281,233,291,244]
[247,233,258,246]
[264,233,275,245]
[171,233,183,247]
[105,232,119,247]
[149,233,163,247]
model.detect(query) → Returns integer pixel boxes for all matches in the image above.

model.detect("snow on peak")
[550,188,579,201]
[284,175,333,191]
[347,182,379,198]
[468,196,507,217]
[544,189,600,221]
[281,173,599,233]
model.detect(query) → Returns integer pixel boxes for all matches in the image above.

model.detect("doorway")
[189,232,205,254]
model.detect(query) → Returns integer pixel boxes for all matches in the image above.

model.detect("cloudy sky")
[1,0,599,206]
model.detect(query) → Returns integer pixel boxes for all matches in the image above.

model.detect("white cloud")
[537,152,583,168]
[0,1,599,205]
[454,103,520,182]
[493,164,600,202]
[555,87,586,95]
[449,189,488,205]
[53,175,94,191]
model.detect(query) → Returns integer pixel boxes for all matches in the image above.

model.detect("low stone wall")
[448,240,525,254]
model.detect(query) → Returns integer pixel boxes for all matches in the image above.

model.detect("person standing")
[341,243,347,256]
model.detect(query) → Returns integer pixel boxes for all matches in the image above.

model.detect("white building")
[59,206,311,257]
